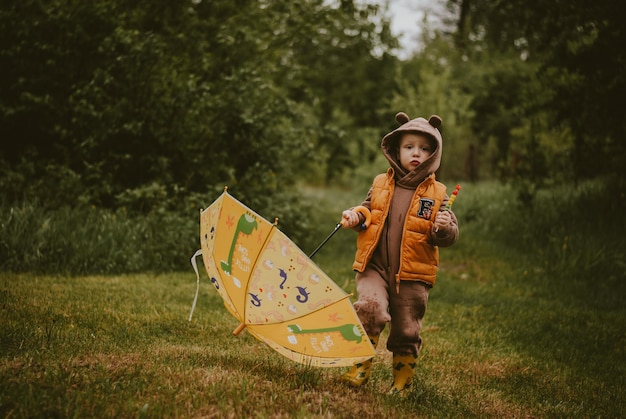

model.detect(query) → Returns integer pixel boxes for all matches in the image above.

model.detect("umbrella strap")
[188,248,203,322]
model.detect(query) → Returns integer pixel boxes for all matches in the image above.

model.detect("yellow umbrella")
[189,188,375,367]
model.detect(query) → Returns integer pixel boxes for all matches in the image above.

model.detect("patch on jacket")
[417,198,435,220]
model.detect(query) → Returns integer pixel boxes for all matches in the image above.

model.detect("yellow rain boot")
[388,353,417,396]
[340,335,379,387]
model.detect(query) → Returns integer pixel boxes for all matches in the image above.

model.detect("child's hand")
[433,211,452,231]
[341,210,360,228]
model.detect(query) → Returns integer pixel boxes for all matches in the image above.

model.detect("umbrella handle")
[309,206,372,258]
[341,205,372,230]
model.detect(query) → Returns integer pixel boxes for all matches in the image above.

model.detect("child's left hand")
[433,211,452,231]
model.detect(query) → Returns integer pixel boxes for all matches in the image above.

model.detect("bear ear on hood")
[428,115,442,129]
[395,112,410,124]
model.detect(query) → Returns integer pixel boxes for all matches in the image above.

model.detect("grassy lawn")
[1,183,624,418]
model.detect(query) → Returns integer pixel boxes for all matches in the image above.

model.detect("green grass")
[1,181,624,417]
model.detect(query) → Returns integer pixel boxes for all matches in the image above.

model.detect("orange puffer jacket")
[352,171,446,287]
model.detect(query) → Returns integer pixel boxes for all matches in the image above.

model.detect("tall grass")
[0,191,326,276]
[456,180,624,308]
[0,203,197,275]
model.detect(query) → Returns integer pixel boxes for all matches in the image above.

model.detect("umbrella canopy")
[190,188,375,367]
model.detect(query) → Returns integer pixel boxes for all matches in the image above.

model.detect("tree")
[0,0,398,212]
[448,0,626,184]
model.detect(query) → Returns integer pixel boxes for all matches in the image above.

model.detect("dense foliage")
[446,0,626,187]
[2,0,625,275]
[0,0,397,214]
[3,0,625,205]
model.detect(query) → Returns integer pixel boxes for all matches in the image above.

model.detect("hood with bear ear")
[381,112,443,188]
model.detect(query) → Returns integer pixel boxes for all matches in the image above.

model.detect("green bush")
[0,190,324,276]
[0,202,197,275]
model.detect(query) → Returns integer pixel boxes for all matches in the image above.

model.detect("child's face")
[397,133,435,172]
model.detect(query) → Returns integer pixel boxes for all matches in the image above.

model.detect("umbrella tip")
[223,185,229,192]
[273,217,279,225]
[233,323,246,336]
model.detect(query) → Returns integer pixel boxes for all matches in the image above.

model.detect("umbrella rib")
[233,218,280,335]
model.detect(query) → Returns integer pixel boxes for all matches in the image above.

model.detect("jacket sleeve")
[348,187,372,232]
[431,196,459,247]
[359,187,373,212]
[347,187,373,231]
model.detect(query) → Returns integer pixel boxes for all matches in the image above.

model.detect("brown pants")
[353,267,430,357]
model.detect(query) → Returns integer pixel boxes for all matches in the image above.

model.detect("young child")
[340,112,459,396]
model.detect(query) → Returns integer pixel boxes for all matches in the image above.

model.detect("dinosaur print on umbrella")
[221,213,258,275]
[287,323,365,343]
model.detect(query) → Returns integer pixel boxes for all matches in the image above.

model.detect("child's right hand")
[341,210,360,228]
